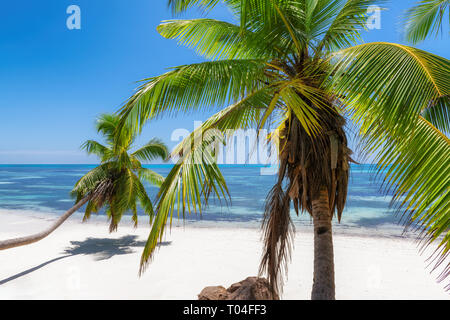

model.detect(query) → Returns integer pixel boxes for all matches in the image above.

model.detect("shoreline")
[0,207,416,239]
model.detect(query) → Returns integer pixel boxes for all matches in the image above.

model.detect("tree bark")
[0,197,89,250]
[311,188,336,300]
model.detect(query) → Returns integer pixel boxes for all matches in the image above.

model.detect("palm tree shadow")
[64,235,151,261]
[0,235,171,286]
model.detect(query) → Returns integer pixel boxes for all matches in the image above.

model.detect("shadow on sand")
[0,235,171,286]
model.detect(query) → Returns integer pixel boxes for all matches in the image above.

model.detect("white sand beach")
[0,209,448,300]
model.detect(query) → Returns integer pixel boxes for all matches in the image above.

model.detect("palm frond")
[317,0,386,53]
[361,116,449,284]
[119,59,268,132]
[108,169,138,232]
[139,167,165,188]
[280,86,322,136]
[157,19,280,60]
[422,95,450,133]
[167,0,221,15]
[239,0,281,31]
[404,0,449,44]
[81,140,110,160]
[71,163,111,201]
[96,114,120,143]
[260,183,294,296]
[138,88,276,273]
[330,42,450,137]
[135,177,155,222]
[274,2,308,54]
[140,144,229,274]
[132,138,169,163]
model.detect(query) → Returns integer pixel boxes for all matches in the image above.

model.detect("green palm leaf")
[317,0,386,53]
[167,0,221,14]
[331,42,450,136]
[157,19,280,60]
[361,116,449,281]
[132,138,169,163]
[138,87,277,272]
[404,0,449,44]
[71,163,110,201]
[81,140,109,160]
[422,95,450,133]
[139,167,165,188]
[140,144,229,274]
[119,59,268,132]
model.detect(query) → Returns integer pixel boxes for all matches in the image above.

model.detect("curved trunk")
[0,197,89,250]
[311,188,335,300]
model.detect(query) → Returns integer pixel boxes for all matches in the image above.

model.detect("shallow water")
[0,164,407,234]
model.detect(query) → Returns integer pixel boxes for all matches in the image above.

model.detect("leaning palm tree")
[404,0,449,44]
[0,114,168,250]
[119,0,449,299]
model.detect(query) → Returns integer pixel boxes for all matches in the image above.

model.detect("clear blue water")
[0,164,405,233]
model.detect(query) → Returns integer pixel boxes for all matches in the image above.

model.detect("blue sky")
[0,0,448,164]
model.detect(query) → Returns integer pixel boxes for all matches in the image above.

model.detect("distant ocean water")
[0,164,408,235]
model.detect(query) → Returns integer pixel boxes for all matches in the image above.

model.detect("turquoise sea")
[0,164,408,235]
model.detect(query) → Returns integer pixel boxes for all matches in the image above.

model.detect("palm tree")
[118,0,450,299]
[0,114,168,250]
[404,0,449,44]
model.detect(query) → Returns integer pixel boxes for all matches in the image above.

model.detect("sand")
[0,209,448,300]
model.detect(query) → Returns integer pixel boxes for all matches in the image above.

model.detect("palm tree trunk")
[311,188,335,300]
[0,197,89,250]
